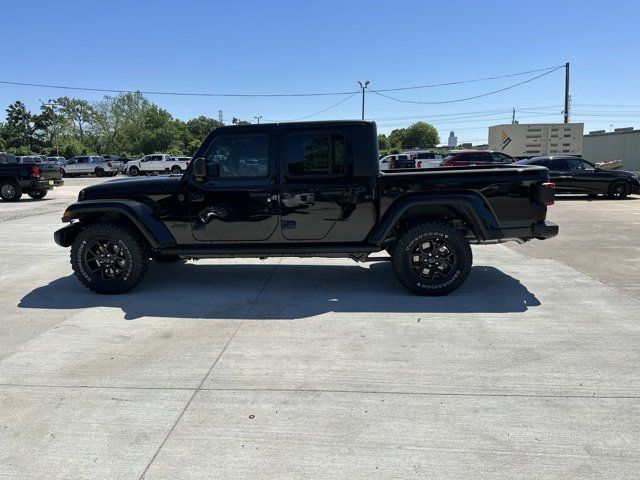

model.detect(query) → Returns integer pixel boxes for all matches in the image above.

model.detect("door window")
[565,158,595,171]
[286,132,345,176]
[204,135,269,178]
[548,159,569,170]
[491,153,513,163]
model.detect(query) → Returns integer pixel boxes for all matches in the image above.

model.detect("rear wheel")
[391,222,472,295]
[28,190,48,200]
[170,166,181,174]
[607,180,630,199]
[95,167,105,177]
[70,222,150,294]
[128,166,140,176]
[0,180,22,202]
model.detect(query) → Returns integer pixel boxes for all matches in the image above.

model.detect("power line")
[374,65,564,92]
[369,66,565,105]
[0,80,359,98]
[265,91,360,122]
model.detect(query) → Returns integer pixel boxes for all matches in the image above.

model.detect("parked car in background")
[62,156,119,177]
[101,155,125,172]
[404,151,444,168]
[124,154,190,176]
[0,152,63,201]
[15,156,64,184]
[440,150,516,167]
[48,156,67,167]
[379,154,414,170]
[514,156,640,199]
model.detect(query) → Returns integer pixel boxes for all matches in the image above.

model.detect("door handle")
[190,192,204,202]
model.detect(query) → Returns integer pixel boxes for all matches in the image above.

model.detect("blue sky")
[2,0,640,143]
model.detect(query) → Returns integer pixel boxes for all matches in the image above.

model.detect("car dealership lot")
[1,178,639,479]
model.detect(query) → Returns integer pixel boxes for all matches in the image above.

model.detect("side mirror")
[192,157,208,179]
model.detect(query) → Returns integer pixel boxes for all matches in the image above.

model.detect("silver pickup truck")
[61,156,119,177]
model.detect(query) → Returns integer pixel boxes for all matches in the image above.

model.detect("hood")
[79,175,182,201]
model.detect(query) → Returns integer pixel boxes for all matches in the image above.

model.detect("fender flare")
[57,200,177,248]
[367,192,502,244]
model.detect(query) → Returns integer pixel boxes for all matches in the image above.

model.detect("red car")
[440,150,516,167]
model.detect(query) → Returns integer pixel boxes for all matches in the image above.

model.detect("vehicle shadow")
[19,262,540,320]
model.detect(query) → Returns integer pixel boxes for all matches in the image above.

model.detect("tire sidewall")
[129,166,139,176]
[393,223,472,295]
[1,180,22,201]
[608,180,629,199]
[71,225,147,294]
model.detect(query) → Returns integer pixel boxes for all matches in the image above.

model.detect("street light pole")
[357,80,369,120]
[254,115,263,124]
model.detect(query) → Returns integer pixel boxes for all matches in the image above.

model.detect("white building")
[447,131,457,147]
[488,123,584,157]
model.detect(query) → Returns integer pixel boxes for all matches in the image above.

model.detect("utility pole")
[218,110,223,124]
[563,62,570,124]
[254,115,263,124]
[357,80,369,120]
[512,107,516,124]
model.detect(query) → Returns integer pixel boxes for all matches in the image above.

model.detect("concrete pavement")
[1,179,639,479]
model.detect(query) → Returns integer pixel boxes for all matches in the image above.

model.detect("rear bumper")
[27,178,63,190]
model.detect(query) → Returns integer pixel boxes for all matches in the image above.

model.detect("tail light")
[541,182,555,206]
[31,165,40,177]
[107,162,112,167]
[416,160,422,168]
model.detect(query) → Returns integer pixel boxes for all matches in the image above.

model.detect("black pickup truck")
[54,120,557,295]
[0,153,64,201]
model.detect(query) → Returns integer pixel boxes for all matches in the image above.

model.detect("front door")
[279,127,353,240]
[190,131,279,242]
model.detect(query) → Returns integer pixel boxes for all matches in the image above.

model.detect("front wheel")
[95,168,105,177]
[128,166,140,176]
[28,190,48,200]
[170,166,181,174]
[607,180,630,199]
[391,222,472,295]
[70,222,150,294]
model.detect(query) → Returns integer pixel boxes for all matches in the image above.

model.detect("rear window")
[286,132,345,176]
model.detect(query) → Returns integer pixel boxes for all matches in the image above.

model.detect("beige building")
[488,123,584,157]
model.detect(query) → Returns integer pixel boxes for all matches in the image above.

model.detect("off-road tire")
[28,190,48,200]
[607,180,630,199]
[391,222,472,296]
[70,222,150,294]
[128,166,140,176]
[0,180,22,201]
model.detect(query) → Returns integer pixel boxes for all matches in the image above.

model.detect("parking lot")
[1,178,639,479]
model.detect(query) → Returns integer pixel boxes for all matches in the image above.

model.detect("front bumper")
[532,220,559,240]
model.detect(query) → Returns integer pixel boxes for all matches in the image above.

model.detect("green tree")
[377,133,389,152]
[232,117,251,125]
[401,122,439,148]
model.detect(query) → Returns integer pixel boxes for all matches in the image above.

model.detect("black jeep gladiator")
[0,153,64,201]
[54,120,557,295]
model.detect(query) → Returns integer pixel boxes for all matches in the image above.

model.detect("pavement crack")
[136,259,281,480]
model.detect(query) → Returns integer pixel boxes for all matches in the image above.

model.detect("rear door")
[279,126,353,240]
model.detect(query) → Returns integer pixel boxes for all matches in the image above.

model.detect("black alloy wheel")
[607,180,630,199]
[391,222,472,295]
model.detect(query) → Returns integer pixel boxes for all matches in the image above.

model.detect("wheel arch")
[54,200,177,248]
[368,192,502,245]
